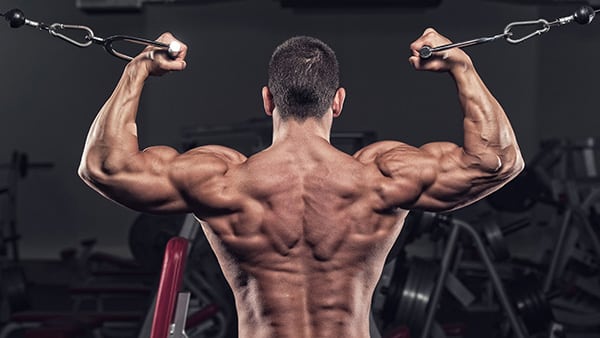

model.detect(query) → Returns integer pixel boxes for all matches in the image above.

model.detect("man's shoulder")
[183,145,248,165]
[352,141,415,163]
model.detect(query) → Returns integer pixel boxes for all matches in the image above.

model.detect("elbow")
[498,146,525,181]
[471,145,524,180]
[78,159,105,187]
[78,154,118,187]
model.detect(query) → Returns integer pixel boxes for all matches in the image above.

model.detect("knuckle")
[424,27,437,35]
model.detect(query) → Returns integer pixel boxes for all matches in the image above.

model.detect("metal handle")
[419,33,509,59]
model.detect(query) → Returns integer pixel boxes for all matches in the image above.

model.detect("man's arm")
[78,33,246,214]
[356,28,524,212]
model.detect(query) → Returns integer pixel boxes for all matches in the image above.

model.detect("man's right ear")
[262,86,275,116]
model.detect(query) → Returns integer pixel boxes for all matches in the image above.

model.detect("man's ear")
[262,86,275,116]
[332,87,346,118]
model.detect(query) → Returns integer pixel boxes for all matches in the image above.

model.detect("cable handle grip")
[418,5,598,59]
[1,8,182,61]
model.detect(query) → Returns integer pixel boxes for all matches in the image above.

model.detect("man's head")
[265,36,343,121]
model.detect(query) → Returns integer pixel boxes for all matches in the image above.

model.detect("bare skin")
[79,30,524,337]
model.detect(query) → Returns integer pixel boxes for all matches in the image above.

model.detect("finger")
[154,50,187,71]
[423,27,437,36]
[146,50,155,61]
[153,32,188,60]
[408,55,420,69]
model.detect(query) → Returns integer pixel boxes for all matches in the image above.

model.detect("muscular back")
[193,138,407,338]
[78,28,524,338]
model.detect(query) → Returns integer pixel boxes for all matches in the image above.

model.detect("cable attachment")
[2,8,49,30]
[0,7,183,62]
[48,24,94,48]
[503,19,551,44]
[418,5,599,59]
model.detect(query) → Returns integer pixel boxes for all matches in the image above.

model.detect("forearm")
[79,63,149,179]
[451,63,523,174]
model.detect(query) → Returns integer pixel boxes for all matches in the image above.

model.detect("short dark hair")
[268,36,340,120]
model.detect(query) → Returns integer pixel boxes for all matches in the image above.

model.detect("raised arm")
[356,28,524,212]
[78,33,246,214]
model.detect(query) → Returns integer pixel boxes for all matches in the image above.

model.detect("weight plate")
[395,260,419,325]
[410,261,437,337]
[509,275,554,335]
[382,254,408,326]
[482,220,510,261]
[384,258,437,336]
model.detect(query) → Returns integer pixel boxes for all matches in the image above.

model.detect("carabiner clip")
[504,19,550,44]
[48,23,94,48]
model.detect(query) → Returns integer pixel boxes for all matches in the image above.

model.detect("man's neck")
[271,117,331,145]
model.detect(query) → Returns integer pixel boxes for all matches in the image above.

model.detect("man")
[79,29,523,337]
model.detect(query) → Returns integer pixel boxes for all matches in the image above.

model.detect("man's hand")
[129,32,188,77]
[409,28,472,73]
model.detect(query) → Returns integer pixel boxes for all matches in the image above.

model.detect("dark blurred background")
[0,0,599,337]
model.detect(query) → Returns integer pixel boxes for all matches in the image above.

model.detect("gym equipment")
[421,217,527,338]
[0,151,53,260]
[385,211,442,264]
[0,312,145,338]
[382,258,437,337]
[137,214,228,338]
[150,237,190,338]
[379,214,527,338]
[508,280,559,335]
[419,5,598,58]
[0,152,54,179]
[149,235,222,338]
[0,8,181,61]
[480,217,532,261]
[543,186,600,292]
[0,151,52,320]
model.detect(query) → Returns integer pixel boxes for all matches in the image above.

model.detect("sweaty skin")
[79,30,524,337]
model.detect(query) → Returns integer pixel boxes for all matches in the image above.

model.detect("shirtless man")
[79,29,524,337]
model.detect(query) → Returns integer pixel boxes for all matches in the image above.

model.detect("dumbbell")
[480,217,533,261]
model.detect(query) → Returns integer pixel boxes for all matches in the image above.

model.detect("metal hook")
[503,19,550,44]
[48,23,94,48]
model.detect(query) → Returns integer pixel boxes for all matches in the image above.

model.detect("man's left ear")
[262,86,275,117]
[332,87,346,118]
